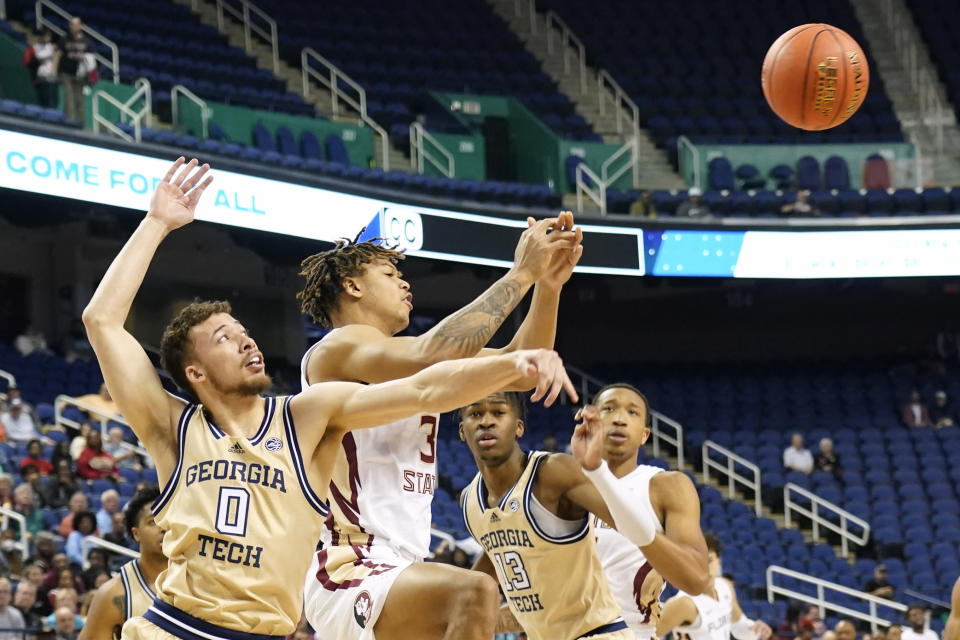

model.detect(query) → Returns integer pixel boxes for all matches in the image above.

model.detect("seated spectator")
[22,563,51,616]
[887,627,902,640]
[64,512,96,567]
[932,390,956,429]
[780,190,820,217]
[20,465,44,508]
[42,462,79,510]
[2,387,33,417]
[79,569,109,615]
[902,390,931,428]
[814,438,842,480]
[49,603,81,639]
[11,483,45,540]
[103,511,129,550]
[14,326,49,357]
[835,620,857,640]
[95,489,119,535]
[864,564,894,599]
[79,549,108,592]
[783,433,814,474]
[13,579,43,629]
[76,431,120,482]
[28,531,57,570]
[102,427,140,471]
[629,189,657,217]
[68,423,91,461]
[801,605,826,640]
[72,384,119,422]
[1,399,43,444]
[823,632,837,640]
[49,441,72,472]
[541,434,559,453]
[901,605,939,640]
[778,601,804,640]
[0,577,25,640]
[41,553,69,592]
[58,492,88,538]
[20,440,54,476]
[676,187,712,218]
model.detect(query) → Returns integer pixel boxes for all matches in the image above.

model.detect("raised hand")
[513,349,578,407]
[571,404,604,470]
[147,157,213,232]
[512,215,581,284]
[538,211,583,290]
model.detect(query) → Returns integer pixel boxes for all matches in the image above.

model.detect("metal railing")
[767,565,906,634]
[216,0,278,73]
[0,369,15,390]
[575,162,606,214]
[784,483,870,557]
[82,536,139,568]
[54,395,149,457]
[574,139,641,215]
[0,507,29,556]
[544,11,587,94]
[301,47,390,170]
[677,136,701,190]
[171,84,211,139]
[36,0,119,83]
[702,441,762,515]
[92,77,152,143]
[597,70,640,138]
[409,122,455,177]
[0,0,6,20]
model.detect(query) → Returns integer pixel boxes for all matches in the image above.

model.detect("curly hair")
[296,230,404,329]
[160,299,232,399]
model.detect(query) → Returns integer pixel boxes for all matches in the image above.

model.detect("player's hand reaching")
[147,157,213,232]
[512,214,581,285]
[571,404,604,471]
[513,349,578,407]
[752,620,773,640]
[538,211,583,290]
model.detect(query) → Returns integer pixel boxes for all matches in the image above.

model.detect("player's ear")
[639,426,651,445]
[458,423,465,442]
[342,276,363,300]
[131,526,141,544]
[185,364,204,384]
[516,420,525,438]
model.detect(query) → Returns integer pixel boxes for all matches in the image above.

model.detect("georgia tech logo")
[353,591,373,628]
[380,207,424,252]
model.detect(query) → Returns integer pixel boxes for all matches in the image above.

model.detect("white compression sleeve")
[582,460,657,547]
[731,616,759,640]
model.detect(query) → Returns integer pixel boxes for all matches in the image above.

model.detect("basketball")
[761,24,870,131]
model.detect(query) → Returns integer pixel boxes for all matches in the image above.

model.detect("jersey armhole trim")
[523,453,590,545]
[151,403,195,515]
[119,565,132,620]
[282,397,329,517]
[131,559,157,601]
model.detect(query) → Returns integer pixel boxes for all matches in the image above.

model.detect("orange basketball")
[761,24,870,130]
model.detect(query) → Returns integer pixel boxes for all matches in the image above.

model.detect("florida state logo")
[353,591,373,628]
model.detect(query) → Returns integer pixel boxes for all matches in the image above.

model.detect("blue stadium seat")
[823,156,851,190]
[796,156,822,190]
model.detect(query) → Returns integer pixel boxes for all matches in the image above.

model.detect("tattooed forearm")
[425,276,526,355]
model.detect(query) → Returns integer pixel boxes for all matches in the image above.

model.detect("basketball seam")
[825,29,847,129]
[766,24,820,125]
[802,28,832,130]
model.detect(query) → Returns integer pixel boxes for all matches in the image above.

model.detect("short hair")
[27,439,41,450]
[160,299,232,399]
[592,383,653,429]
[906,605,925,615]
[459,391,528,427]
[124,486,160,537]
[20,464,38,477]
[100,488,118,502]
[296,232,405,329]
[703,531,724,557]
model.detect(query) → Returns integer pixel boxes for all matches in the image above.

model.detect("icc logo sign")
[380,207,424,252]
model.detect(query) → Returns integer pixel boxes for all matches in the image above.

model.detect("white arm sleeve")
[731,616,759,640]
[582,460,657,547]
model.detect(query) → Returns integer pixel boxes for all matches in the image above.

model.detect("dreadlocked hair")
[297,228,405,328]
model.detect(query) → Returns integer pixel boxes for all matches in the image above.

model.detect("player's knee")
[455,572,500,619]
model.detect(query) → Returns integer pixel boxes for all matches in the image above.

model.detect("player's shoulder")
[650,469,697,495]
[315,324,391,351]
[534,452,587,488]
[91,571,125,604]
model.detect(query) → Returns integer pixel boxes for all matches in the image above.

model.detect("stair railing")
[91,77,152,142]
[215,0,278,73]
[36,0,119,82]
[597,70,640,138]
[784,483,870,558]
[702,440,762,516]
[544,11,587,94]
[171,84,211,139]
[409,123,455,178]
[575,162,606,214]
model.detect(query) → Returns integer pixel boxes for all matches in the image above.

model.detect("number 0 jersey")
[148,396,327,638]
[462,451,629,640]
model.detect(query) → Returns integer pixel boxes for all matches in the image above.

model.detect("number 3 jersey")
[149,396,327,637]
[462,451,629,640]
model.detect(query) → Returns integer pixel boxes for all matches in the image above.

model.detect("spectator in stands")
[1,398,43,444]
[64,512,96,567]
[79,549,107,591]
[21,465,45,508]
[888,626,902,640]
[29,532,57,572]
[75,431,119,483]
[13,579,42,629]
[835,620,857,640]
[49,442,72,473]
[823,632,837,640]
[41,553,69,592]
[0,474,13,513]
[12,483,45,540]
[779,601,805,640]
[23,564,51,619]
[73,384,119,423]
[864,564,894,599]
[0,577,25,640]
[60,319,93,364]
[68,423,91,461]
[814,438,842,480]
[780,190,820,217]
[20,440,54,476]
[14,326,49,357]
[102,427,140,471]
[932,390,956,429]
[56,17,90,125]
[95,489,119,535]
[2,387,32,417]
[27,29,59,109]
[629,190,658,217]
[676,187,712,218]
[902,605,939,640]
[103,511,127,549]
[48,603,82,639]
[541,433,559,453]
[783,433,814,474]
[58,492,88,537]
[902,390,932,428]
[801,605,826,640]
[43,462,78,510]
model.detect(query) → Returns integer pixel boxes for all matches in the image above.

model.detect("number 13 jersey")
[149,396,327,637]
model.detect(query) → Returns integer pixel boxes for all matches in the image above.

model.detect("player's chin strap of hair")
[731,615,760,640]
[582,460,657,547]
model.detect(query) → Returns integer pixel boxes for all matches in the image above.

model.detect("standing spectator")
[901,606,939,640]
[835,620,858,640]
[14,327,48,357]
[676,187,713,218]
[864,564,895,599]
[56,17,90,125]
[102,427,140,471]
[780,190,820,217]
[902,391,932,428]
[64,512,96,567]
[783,433,814,474]
[11,483,45,540]
[28,29,59,108]
[75,431,119,482]
[58,492,89,538]
[94,489,119,535]
[814,438,842,480]
[932,391,956,429]
[0,577,25,640]
[51,605,80,640]
[20,440,54,476]
[43,462,79,509]
[13,580,42,629]
[629,190,658,217]
[1,399,43,444]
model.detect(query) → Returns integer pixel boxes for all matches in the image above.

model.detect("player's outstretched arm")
[292,349,578,445]
[77,574,125,640]
[306,215,580,385]
[656,594,698,638]
[728,577,772,640]
[567,405,710,594]
[82,158,213,475]
[945,576,960,640]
